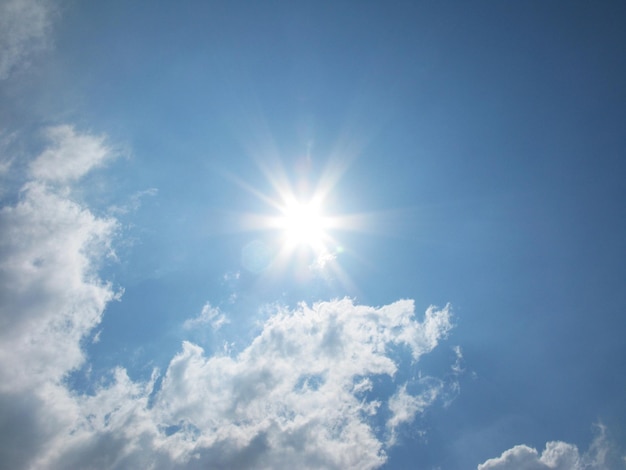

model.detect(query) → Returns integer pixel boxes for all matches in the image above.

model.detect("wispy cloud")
[29,125,114,183]
[386,382,441,445]
[309,248,336,272]
[451,345,464,374]
[183,302,229,331]
[0,0,54,79]
[108,188,158,215]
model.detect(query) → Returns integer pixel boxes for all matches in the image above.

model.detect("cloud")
[0,131,18,177]
[477,424,624,470]
[183,302,229,331]
[108,188,158,215]
[29,125,114,183]
[37,298,452,470]
[150,299,453,469]
[0,125,121,466]
[386,381,441,445]
[477,443,581,470]
[0,0,54,79]
[451,345,464,374]
[309,248,336,271]
[0,128,119,392]
[2,295,454,469]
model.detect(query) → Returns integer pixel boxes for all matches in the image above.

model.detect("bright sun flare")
[279,199,328,250]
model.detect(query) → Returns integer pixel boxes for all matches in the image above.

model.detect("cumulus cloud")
[0,127,119,392]
[4,294,454,469]
[0,125,120,466]
[478,442,581,470]
[477,424,624,470]
[148,299,453,469]
[0,0,54,79]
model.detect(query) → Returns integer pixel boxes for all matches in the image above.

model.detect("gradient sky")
[1,1,625,469]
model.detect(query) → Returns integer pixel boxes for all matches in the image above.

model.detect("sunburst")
[278,197,329,251]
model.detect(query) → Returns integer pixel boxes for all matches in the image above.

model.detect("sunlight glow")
[279,198,328,250]
[228,146,373,293]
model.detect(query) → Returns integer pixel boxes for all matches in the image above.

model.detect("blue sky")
[1,1,625,468]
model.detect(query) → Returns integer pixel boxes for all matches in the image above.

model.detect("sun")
[278,198,329,250]
[227,151,364,281]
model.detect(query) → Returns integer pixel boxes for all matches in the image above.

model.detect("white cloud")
[3,297,453,469]
[0,0,54,79]
[477,443,579,470]
[28,125,114,183]
[0,131,18,176]
[309,248,336,271]
[223,271,240,281]
[451,345,464,374]
[108,188,158,215]
[387,381,441,445]
[183,302,229,331]
[0,150,119,390]
[0,125,122,467]
[149,299,453,469]
[477,424,624,470]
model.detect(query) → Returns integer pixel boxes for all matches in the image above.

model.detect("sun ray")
[224,139,388,295]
